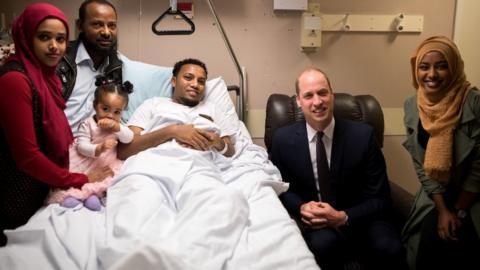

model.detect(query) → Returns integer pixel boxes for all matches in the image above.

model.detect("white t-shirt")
[128,97,235,138]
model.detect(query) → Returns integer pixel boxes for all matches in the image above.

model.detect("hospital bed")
[0,54,319,269]
[0,2,321,268]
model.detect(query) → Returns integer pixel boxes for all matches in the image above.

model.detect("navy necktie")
[316,132,331,202]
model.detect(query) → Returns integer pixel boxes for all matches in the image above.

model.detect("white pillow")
[120,55,240,135]
[204,77,239,136]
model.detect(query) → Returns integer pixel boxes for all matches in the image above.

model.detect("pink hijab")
[7,3,72,168]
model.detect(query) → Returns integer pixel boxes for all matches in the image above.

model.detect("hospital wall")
[2,0,479,194]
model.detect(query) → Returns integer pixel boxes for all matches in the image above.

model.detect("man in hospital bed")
[122,58,236,159]
[99,58,249,269]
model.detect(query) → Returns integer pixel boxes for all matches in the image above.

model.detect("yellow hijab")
[411,36,471,184]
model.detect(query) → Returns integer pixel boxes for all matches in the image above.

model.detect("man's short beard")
[179,96,200,107]
[81,35,117,56]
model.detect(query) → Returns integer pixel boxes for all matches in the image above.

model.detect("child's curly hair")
[93,76,134,108]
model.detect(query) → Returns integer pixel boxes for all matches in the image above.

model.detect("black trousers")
[416,210,480,270]
[303,219,406,270]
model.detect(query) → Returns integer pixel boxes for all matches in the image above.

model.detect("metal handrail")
[205,0,246,122]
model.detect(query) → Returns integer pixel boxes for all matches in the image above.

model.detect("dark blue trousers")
[303,219,406,270]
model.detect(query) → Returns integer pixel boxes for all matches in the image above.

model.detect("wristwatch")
[455,209,468,219]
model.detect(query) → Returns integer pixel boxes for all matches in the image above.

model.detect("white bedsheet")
[0,126,319,270]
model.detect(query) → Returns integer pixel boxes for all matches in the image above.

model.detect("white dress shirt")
[306,118,335,201]
[64,42,108,137]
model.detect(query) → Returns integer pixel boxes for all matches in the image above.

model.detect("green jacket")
[401,88,480,269]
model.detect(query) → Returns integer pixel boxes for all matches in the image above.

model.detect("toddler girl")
[46,79,134,211]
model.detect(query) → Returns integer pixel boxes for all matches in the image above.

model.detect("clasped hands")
[437,209,463,242]
[173,124,224,151]
[300,201,348,229]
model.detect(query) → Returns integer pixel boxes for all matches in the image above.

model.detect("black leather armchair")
[264,93,413,229]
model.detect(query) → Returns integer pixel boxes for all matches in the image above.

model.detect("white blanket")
[0,126,319,270]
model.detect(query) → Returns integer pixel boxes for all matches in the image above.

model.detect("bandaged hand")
[173,124,211,151]
[204,131,224,151]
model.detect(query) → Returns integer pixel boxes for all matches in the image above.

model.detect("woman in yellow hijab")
[402,36,480,269]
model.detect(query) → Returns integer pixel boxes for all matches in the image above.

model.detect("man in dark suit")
[270,68,404,270]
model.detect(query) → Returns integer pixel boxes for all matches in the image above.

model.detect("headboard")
[264,93,385,152]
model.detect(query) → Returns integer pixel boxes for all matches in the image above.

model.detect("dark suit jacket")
[271,119,391,224]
